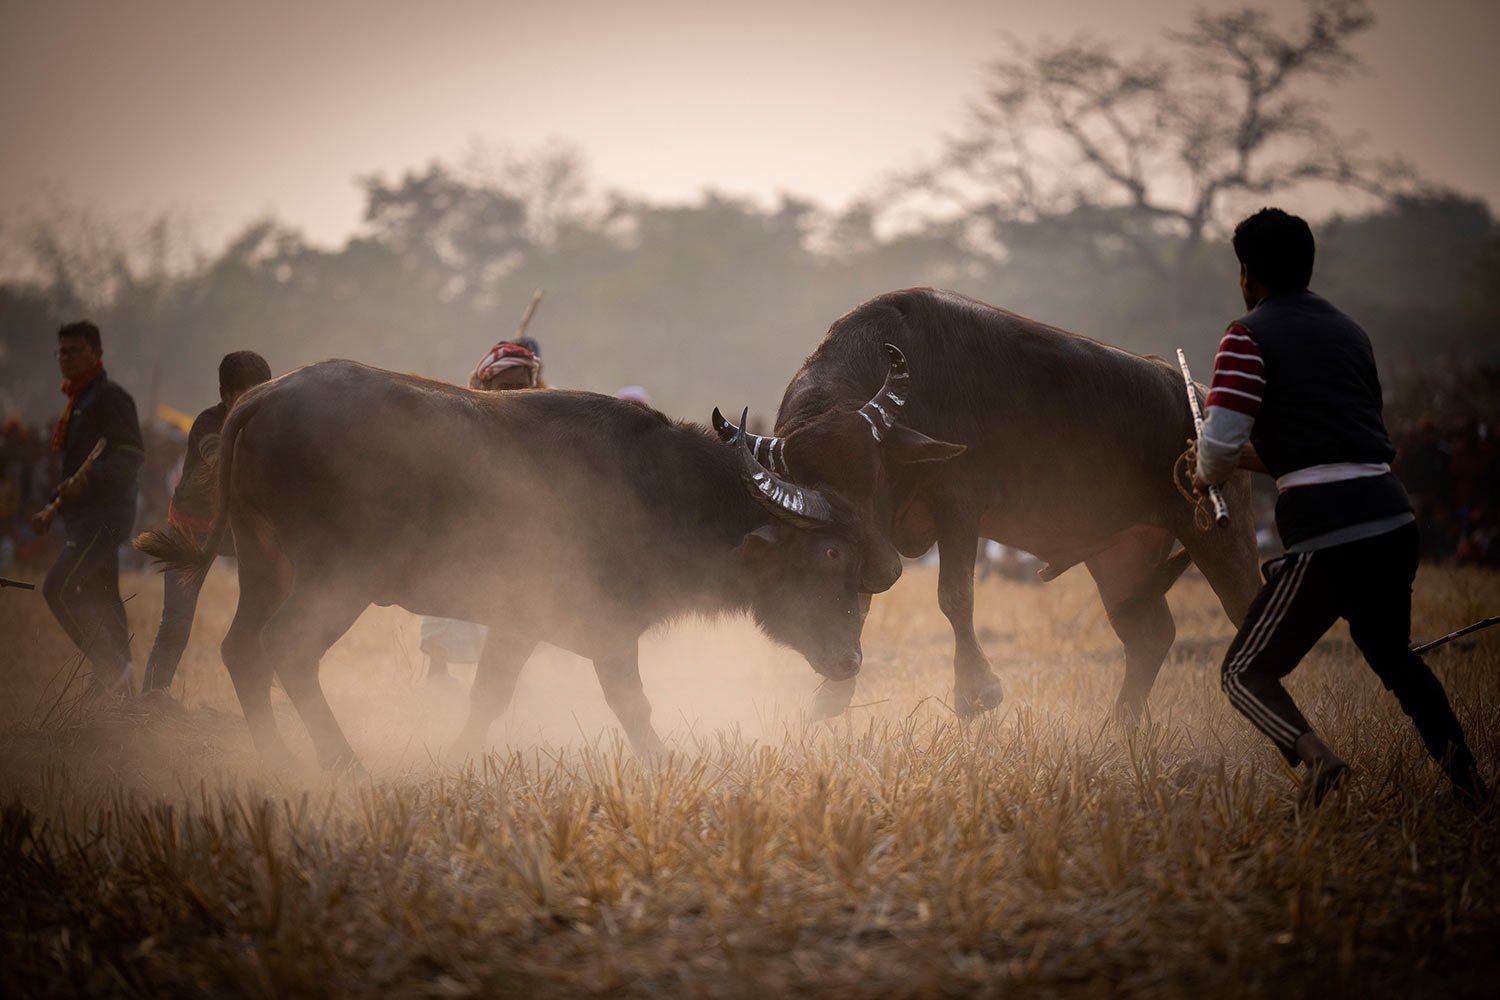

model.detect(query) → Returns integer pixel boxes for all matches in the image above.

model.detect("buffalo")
[138,360,875,768]
[716,288,1260,720]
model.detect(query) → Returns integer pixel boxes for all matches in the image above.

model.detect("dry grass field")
[2,559,1497,997]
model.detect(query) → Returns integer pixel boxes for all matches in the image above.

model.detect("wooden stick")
[32,438,107,534]
[515,287,545,340]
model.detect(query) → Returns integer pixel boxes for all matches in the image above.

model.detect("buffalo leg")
[1086,527,1179,720]
[1176,473,1259,628]
[811,593,869,719]
[450,632,538,757]
[221,529,293,764]
[591,641,664,755]
[261,580,367,770]
[936,513,1004,718]
[1103,591,1177,721]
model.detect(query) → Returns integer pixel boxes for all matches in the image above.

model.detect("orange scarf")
[51,362,103,452]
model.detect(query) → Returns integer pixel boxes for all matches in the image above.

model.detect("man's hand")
[1185,439,1210,493]
[31,508,55,535]
[59,472,88,500]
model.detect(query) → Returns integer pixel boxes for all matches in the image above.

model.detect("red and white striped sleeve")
[1205,323,1264,417]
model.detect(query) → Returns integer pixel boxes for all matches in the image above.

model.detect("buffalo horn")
[856,343,911,442]
[711,407,791,477]
[725,406,833,527]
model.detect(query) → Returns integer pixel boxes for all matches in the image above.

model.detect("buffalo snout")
[820,649,862,681]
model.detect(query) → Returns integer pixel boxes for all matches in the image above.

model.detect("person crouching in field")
[421,337,544,686]
[35,321,145,697]
[1192,208,1488,809]
[140,351,273,696]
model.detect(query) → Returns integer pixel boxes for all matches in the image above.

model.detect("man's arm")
[186,409,222,465]
[1195,322,1264,487]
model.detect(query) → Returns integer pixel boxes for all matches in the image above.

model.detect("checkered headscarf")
[469,339,541,389]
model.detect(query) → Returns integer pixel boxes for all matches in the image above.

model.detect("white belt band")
[1276,462,1391,492]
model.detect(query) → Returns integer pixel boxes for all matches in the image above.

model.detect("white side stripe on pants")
[1223,552,1313,746]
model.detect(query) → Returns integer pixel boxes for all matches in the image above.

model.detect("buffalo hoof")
[811,677,858,720]
[319,749,365,774]
[630,730,668,766]
[954,674,1004,719]
[446,734,487,764]
[1112,697,1146,728]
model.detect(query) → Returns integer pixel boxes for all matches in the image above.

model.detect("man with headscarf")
[421,336,543,685]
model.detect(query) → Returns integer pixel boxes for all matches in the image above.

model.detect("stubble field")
[1,559,1497,997]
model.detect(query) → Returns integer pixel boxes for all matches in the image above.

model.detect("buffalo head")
[717,407,866,681]
[714,345,964,594]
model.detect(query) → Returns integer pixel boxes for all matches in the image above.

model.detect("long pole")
[1176,348,1230,527]
[1412,615,1500,655]
[515,288,545,340]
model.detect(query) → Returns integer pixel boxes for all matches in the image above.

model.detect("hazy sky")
[2,0,1496,253]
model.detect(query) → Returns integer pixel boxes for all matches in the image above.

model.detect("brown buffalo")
[138,360,875,768]
[718,288,1259,719]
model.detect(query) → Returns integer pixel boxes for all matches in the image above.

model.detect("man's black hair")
[219,350,273,393]
[57,320,102,351]
[1232,208,1315,292]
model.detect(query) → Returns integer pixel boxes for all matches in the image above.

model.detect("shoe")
[137,687,182,715]
[1293,732,1349,810]
[1446,748,1490,810]
[1299,758,1349,810]
[85,663,135,700]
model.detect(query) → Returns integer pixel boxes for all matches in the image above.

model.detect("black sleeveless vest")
[1237,290,1411,546]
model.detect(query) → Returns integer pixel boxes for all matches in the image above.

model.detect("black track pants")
[42,518,133,688]
[1220,522,1470,769]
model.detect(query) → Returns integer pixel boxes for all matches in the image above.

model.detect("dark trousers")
[43,518,133,691]
[142,561,208,691]
[1220,521,1472,774]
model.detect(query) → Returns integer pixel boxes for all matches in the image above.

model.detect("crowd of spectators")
[1386,362,1500,568]
[0,418,57,569]
[1394,419,1499,566]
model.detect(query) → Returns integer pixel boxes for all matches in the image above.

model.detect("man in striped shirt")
[1193,208,1486,809]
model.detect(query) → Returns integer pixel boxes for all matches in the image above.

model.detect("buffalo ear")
[883,425,966,465]
[733,523,782,563]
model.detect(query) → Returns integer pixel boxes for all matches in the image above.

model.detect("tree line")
[1,0,1495,431]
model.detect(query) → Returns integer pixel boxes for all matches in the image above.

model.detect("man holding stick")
[1192,209,1486,808]
[35,321,144,696]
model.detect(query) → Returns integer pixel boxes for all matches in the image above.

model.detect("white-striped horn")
[711,406,791,476]
[721,406,833,527]
[857,343,911,443]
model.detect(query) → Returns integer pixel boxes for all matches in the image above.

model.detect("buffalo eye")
[824,546,841,561]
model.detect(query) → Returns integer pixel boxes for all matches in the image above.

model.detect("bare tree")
[918,0,1404,282]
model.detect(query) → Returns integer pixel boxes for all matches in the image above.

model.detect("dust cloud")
[0,557,846,803]
[316,605,830,771]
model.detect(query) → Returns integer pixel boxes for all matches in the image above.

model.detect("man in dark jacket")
[141,351,273,694]
[1193,209,1486,808]
[36,321,145,695]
